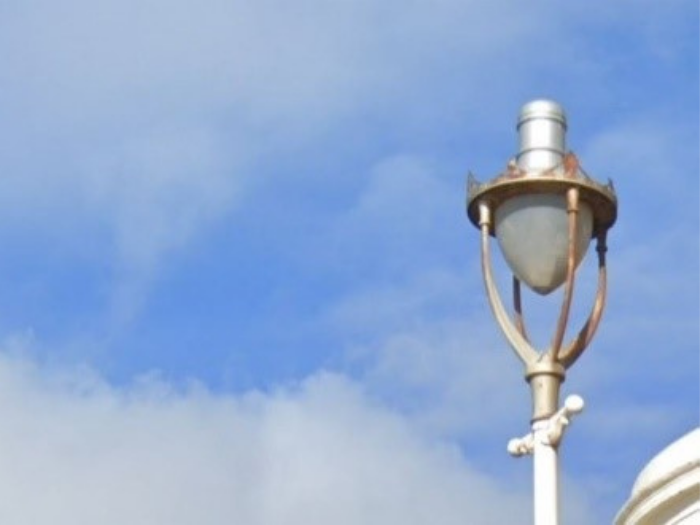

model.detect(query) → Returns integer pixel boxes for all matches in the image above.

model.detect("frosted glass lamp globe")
[494,194,593,295]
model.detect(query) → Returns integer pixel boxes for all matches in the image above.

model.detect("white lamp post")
[466,100,617,525]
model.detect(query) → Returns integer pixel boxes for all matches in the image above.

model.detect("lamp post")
[466,100,617,525]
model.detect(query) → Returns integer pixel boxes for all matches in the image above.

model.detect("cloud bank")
[0,352,590,525]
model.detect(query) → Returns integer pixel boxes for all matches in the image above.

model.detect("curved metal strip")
[559,231,608,369]
[551,187,580,362]
[478,201,538,365]
[513,277,530,341]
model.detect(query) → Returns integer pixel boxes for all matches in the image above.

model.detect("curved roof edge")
[616,428,700,524]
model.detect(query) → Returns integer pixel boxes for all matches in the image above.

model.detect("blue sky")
[0,0,697,523]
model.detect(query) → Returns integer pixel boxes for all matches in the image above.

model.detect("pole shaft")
[532,422,559,525]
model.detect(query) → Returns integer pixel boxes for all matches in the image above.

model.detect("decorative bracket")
[507,395,585,456]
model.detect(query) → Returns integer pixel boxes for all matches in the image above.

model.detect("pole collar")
[525,361,566,422]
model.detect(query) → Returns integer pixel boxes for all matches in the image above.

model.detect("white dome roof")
[631,428,700,497]
[616,428,700,524]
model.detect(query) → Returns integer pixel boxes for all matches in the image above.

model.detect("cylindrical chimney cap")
[515,99,568,171]
[517,99,567,130]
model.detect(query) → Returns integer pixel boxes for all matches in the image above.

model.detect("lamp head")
[467,100,617,295]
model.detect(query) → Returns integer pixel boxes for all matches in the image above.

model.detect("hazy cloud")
[0,351,592,525]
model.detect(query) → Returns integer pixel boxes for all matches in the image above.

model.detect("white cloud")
[581,116,697,220]
[0,351,600,525]
[359,318,527,438]
[0,0,568,330]
[0,0,505,144]
[322,155,461,274]
[0,0,690,331]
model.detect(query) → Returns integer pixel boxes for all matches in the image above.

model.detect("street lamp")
[466,100,617,525]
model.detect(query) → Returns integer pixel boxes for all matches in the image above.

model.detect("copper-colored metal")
[513,277,529,341]
[467,153,617,237]
[479,201,537,366]
[525,361,566,423]
[559,231,608,368]
[550,187,579,361]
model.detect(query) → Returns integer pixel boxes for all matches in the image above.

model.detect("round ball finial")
[564,394,585,414]
[507,438,526,457]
